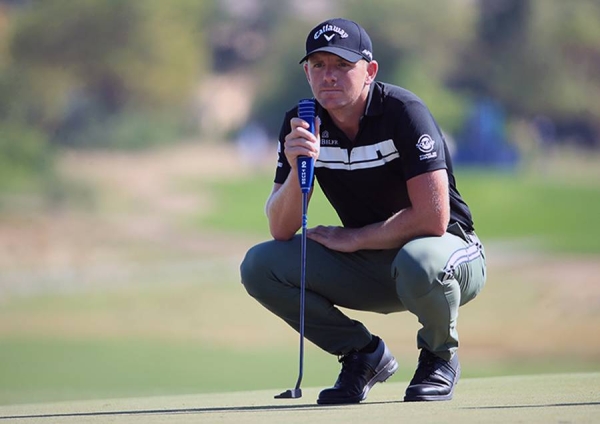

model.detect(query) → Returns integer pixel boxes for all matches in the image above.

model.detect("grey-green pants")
[240,223,486,361]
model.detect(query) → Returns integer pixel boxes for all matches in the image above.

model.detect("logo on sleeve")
[416,134,437,160]
[416,134,434,152]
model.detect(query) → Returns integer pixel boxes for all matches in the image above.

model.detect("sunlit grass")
[196,169,600,253]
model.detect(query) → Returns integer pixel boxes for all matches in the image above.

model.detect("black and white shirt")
[275,81,474,232]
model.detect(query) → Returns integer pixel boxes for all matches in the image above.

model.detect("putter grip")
[297,99,315,193]
[297,98,316,134]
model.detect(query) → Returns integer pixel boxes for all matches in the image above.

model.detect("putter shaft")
[275,99,315,400]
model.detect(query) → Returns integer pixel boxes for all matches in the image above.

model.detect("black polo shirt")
[275,81,474,232]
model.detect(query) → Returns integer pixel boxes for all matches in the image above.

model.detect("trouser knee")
[392,238,461,357]
[241,238,300,300]
[392,240,444,300]
[240,241,274,300]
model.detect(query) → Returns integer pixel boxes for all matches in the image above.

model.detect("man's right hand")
[284,117,320,170]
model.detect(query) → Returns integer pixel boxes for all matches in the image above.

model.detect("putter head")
[274,388,302,399]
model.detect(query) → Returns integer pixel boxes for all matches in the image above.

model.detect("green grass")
[197,169,600,253]
[1,261,598,406]
[2,336,598,407]
[457,169,600,253]
[195,173,340,236]
[1,374,599,424]
[0,278,336,405]
[2,161,600,407]
[0,338,336,405]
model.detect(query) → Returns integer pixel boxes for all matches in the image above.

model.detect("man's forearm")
[354,169,450,250]
[307,171,450,253]
[355,207,444,250]
[266,178,307,241]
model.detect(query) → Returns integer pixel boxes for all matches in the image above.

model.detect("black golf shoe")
[317,338,398,405]
[404,349,461,402]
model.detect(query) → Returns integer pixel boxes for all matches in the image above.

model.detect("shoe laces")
[413,350,446,382]
[336,352,372,385]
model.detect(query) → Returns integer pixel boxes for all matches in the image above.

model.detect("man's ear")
[303,62,310,83]
[366,60,379,84]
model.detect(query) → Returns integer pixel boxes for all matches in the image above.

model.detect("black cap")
[299,18,373,64]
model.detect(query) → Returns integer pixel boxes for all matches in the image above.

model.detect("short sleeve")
[274,109,295,184]
[398,100,447,180]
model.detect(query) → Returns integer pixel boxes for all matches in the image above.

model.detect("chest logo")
[320,130,339,146]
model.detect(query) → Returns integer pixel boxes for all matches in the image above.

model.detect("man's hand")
[284,117,320,170]
[307,225,362,252]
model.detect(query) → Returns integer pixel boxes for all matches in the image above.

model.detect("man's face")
[304,52,376,112]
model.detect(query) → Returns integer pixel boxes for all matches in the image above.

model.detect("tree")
[453,0,600,146]
[4,0,215,146]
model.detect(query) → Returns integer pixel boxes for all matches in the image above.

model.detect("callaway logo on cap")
[299,18,374,64]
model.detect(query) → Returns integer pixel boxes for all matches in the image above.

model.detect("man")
[240,17,486,405]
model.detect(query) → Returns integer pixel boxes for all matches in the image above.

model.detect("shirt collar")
[364,81,384,117]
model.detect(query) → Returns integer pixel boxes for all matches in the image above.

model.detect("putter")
[275,98,316,399]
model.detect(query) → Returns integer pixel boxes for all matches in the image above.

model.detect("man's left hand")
[307,225,361,252]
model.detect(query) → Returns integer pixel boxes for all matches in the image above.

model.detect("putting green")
[0,373,598,423]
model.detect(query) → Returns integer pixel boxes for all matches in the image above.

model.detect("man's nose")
[323,67,337,82]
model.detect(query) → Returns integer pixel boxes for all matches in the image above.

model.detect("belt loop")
[467,232,482,250]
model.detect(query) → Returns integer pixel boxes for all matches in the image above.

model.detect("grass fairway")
[1,145,599,410]
[0,373,598,423]
[198,167,600,253]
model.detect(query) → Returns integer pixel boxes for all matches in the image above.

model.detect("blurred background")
[0,0,599,406]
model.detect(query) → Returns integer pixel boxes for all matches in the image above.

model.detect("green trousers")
[240,223,486,361]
